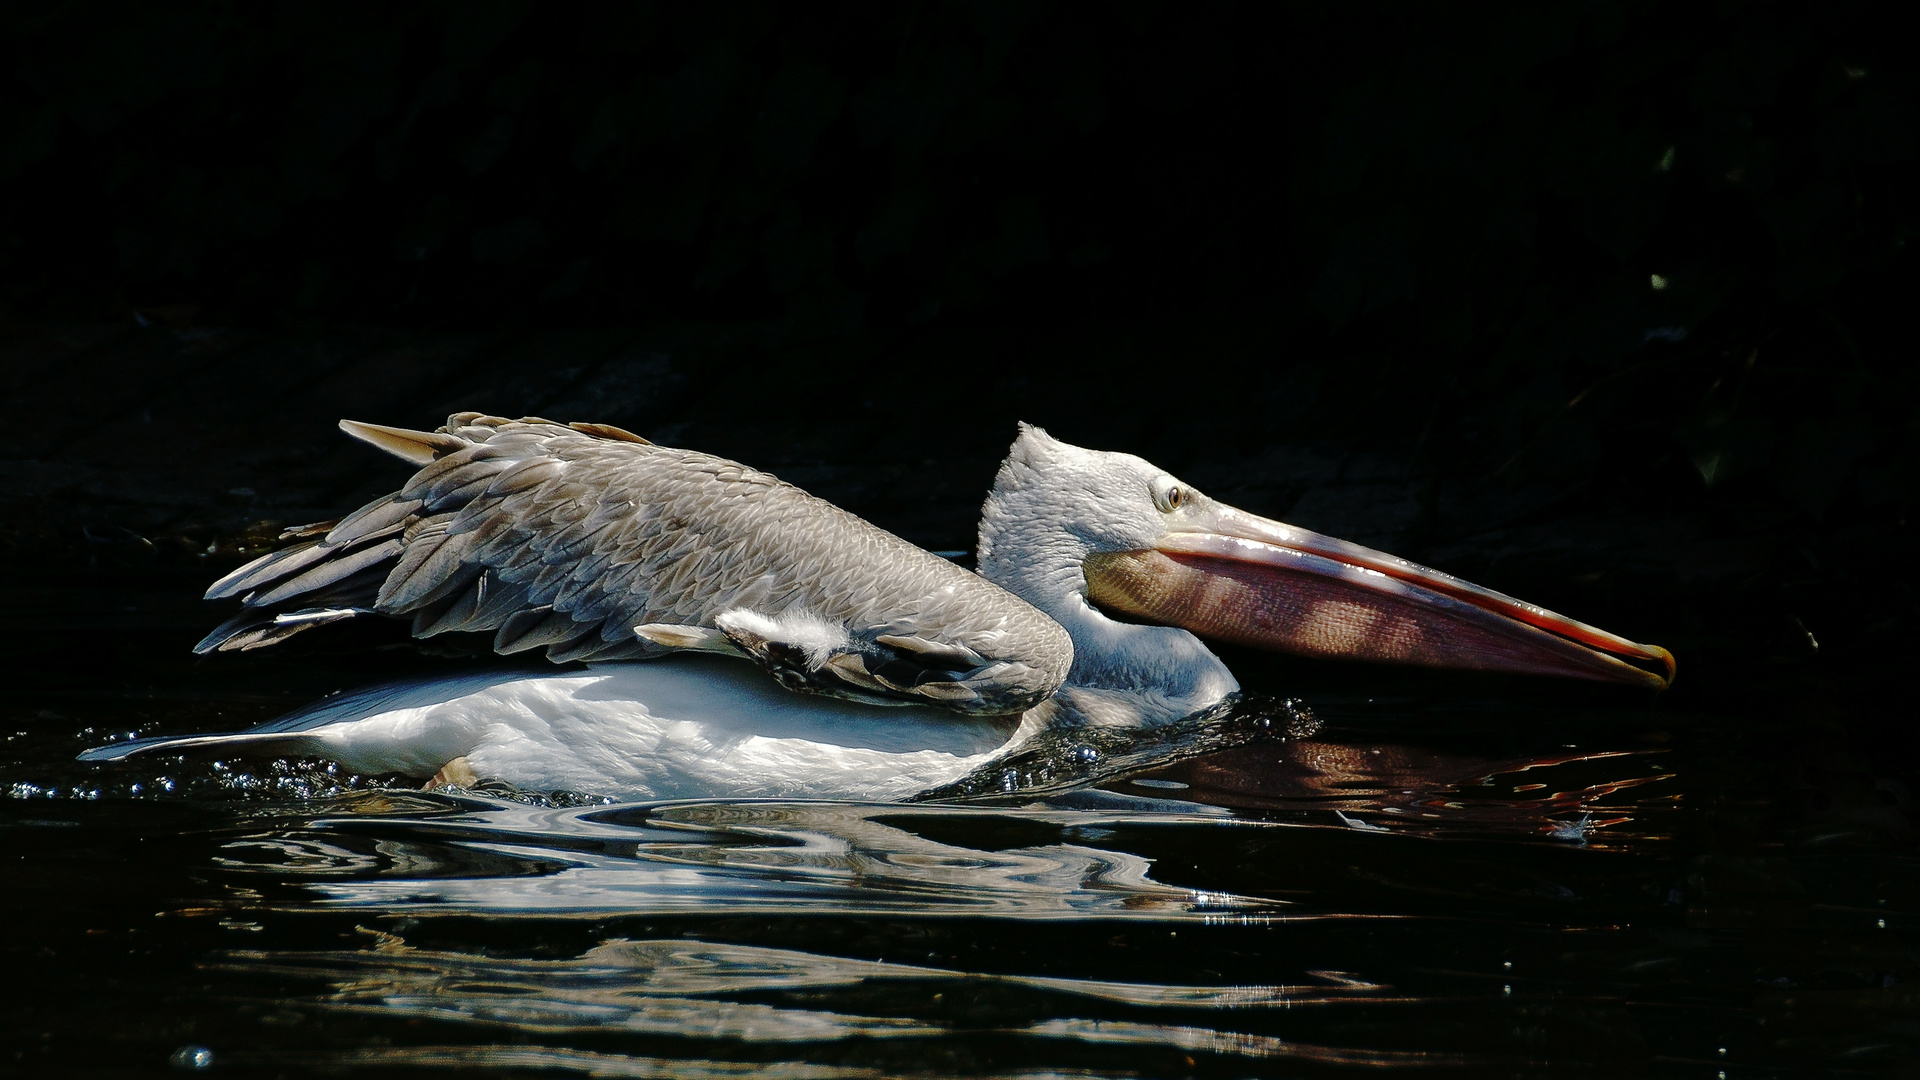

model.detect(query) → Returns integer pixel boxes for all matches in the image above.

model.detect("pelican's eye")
[1151,477,1186,513]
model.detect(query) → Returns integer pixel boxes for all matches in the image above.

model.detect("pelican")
[81,414,1672,801]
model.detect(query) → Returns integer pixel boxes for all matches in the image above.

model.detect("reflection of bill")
[1124,740,1673,843]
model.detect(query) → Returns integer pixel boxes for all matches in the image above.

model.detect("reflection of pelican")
[82,415,1671,800]
[1132,740,1674,843]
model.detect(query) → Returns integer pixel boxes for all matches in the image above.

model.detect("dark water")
[4,574,1915,1078]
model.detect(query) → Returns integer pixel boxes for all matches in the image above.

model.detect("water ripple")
[228,799,1297,919]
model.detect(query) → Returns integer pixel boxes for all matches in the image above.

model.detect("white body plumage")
[104,657,1022,801]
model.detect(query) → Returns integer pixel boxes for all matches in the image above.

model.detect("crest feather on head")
[1006,422,1061,467]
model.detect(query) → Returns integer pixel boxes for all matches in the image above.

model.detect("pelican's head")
[978,424,1673,690]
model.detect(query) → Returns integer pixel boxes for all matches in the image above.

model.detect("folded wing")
[200,413,1072,715]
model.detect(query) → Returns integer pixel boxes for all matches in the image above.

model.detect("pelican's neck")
[979,494,1238,726]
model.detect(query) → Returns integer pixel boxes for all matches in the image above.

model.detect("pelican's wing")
[198,414,1071,716]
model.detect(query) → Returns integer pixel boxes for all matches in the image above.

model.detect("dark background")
[4,6,1920,1073]
[1,0,1914,711]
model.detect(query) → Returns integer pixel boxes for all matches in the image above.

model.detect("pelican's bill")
[1083,505,1674,691]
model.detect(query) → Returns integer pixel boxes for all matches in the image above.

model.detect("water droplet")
[170,1045,214,1070]
[1548,813,1593,842]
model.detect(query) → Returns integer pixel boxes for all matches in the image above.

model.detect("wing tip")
[339,419,467,466]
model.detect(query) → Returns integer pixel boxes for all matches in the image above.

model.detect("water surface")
[3,574,1914,1077]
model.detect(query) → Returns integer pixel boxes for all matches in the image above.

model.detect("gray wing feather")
[206,540,335,600]
[196,414,1074,714]
[331,495,423,544]
[249,538,404,607]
